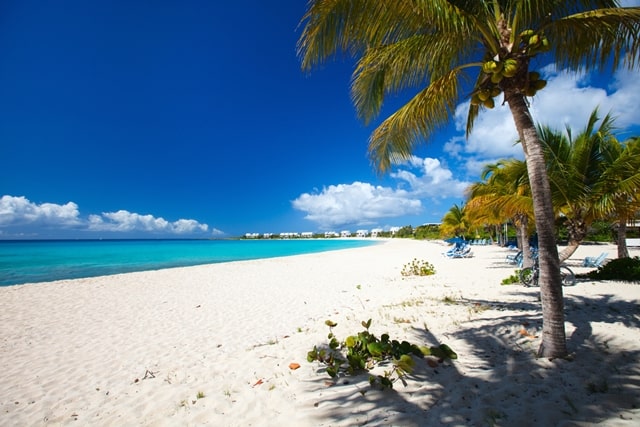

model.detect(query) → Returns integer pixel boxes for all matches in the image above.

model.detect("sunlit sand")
[1,239,639,426]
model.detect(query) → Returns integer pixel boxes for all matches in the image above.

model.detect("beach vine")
[307,319,457,389]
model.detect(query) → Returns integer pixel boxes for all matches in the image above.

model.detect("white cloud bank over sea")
[0,195,215,238]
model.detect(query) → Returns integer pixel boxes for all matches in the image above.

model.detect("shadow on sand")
[304,291,640,426]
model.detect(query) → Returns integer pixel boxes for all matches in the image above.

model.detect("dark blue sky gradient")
[2,1,639,238]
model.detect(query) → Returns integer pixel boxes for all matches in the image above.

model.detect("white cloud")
[527,68,609,131]
[448,66,640,176]
[391,156,471,198]
[292,181,422,228]
[173,219,210,234]
[452,97,522,160]
[0,195,81,227]
[88,210,209,234]
[292,156,470,228]
[210,228,225,236]
[0,195,211,237]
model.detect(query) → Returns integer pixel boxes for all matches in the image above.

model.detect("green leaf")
[348,354,365,370]
[326,367,338,378]
[325,320,337,328]
[439,344,458,359]
[419,346,431,356]
[399,341,412,354]
[367,342,384,357]
[345,335,356,348]
[395,354,415,373]
[362,319,372,329]
[429,346,447,359]
[380,376,393,389]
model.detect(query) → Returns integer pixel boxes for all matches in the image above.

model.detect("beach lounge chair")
[506,251,522,265]
[445,244,473,258]
[582,252,608,267]
[443,241,463,256]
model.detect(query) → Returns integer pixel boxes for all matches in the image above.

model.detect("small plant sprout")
[196,391,205,399]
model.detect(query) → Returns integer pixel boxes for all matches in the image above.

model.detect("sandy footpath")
[1,239,639,426]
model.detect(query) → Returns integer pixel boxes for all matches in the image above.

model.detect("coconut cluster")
[471,30,551,108]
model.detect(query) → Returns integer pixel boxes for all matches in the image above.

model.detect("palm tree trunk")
[558,241,580,263]
[558,220,587,262]
[506,92,567,358]
[618,214,629,258]
[517,215,533,268]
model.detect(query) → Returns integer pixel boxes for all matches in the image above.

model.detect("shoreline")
[1,240,639,426]
[0,238,382,287]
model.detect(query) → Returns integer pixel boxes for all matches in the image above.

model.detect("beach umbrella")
[445,237,465,244]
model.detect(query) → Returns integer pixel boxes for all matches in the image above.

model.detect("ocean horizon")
[0,238,380,287]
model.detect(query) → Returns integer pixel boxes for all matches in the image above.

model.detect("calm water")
[0,239,379,286]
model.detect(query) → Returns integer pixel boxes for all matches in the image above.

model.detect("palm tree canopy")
[539,108,626,227]
[298,0,640,172]
[440,203,468,237]
[593,135,640,215]
[466,159,533,224]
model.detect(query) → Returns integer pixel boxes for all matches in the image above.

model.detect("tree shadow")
[303,293,640,426]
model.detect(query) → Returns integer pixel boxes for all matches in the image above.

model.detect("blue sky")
[2,0,640,239]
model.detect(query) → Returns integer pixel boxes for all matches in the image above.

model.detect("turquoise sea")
[0,239,379,287]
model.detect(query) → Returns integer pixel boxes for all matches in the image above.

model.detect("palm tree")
[540,108,619,262]
[298,1,640,358]
[440,203,468,238]
[466,159,535,265]
[541,111,640,261]
[595,136,640,258]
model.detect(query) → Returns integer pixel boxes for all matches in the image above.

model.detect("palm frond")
[297,0,422,71]
[299,0,477,72]
[367,69,461,173]
[545,7,640,71]
[351,33,466,124]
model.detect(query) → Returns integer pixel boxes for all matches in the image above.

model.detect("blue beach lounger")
[582,252,608,267]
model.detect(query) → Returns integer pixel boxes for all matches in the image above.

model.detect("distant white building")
[324,231,339,238]
[389,226,401,236]
[263,233,272,239]
[356,229,369,237]
[245,232,260,239]
[340,230,352,238]
[280,232,300,239]
[371,228,383,238]
[301,232,313,238]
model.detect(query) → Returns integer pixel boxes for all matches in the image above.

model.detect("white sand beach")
[1,239,639,426]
